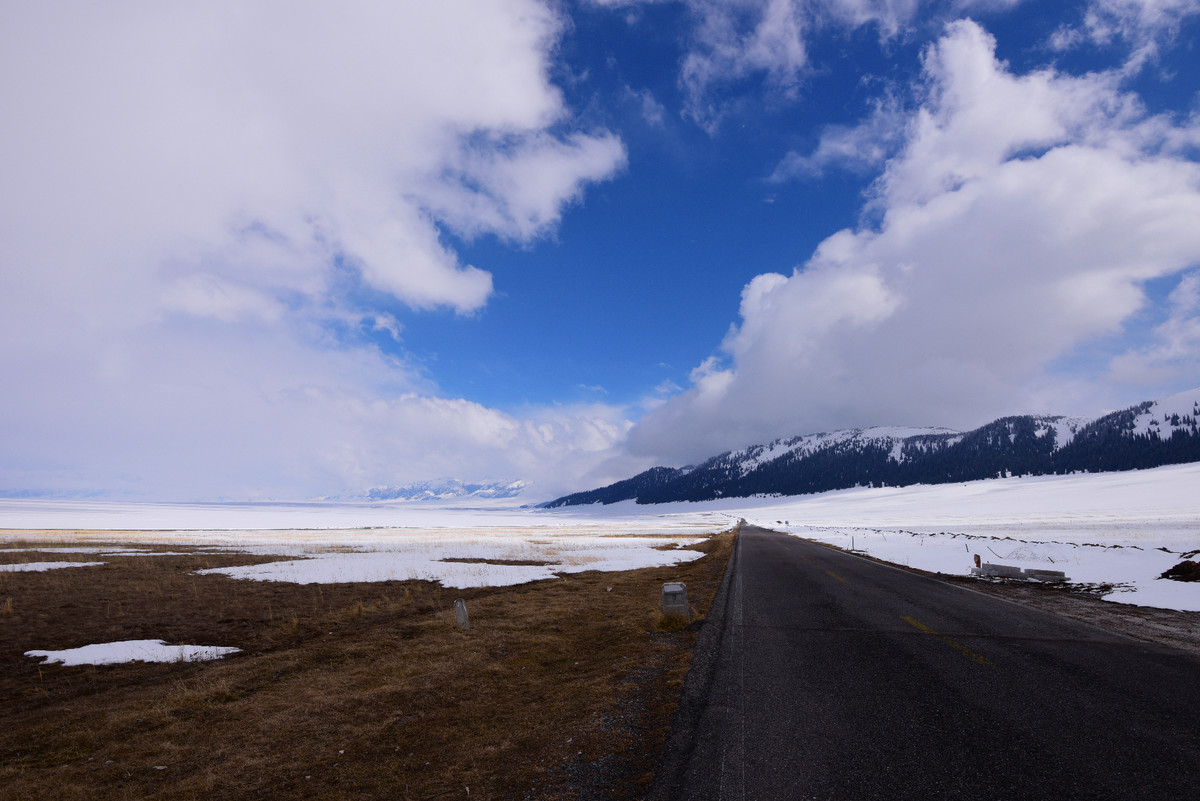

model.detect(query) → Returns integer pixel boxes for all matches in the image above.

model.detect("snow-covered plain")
[0,504,720,589]
[586,464,1198,611]
[2,463,1197,609]
[0,496,731,532]
[192,535,706,588]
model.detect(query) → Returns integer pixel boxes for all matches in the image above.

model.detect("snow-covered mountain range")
[545,388,1200,507]
[364,479,529,502]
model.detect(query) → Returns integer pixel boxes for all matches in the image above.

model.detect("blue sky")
[2,0,1200,501]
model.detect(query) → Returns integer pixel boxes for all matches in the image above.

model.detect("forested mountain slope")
[545,389,1200,506]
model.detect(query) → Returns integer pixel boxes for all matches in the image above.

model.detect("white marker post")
[662,582,689,621]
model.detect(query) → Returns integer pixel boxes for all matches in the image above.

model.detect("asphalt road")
[651,526,1200,800]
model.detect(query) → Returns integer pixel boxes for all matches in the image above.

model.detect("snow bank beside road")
[709,465,1200,612]
[786,526,1199,611]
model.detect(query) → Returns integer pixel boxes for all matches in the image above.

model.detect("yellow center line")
[902,616,993,666]
[824,570,848,584]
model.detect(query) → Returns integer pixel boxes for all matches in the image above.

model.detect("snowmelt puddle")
[25,640,242,666]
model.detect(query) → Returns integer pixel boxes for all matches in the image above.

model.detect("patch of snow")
[1102,580,1200,611]
[0,561,105,572]
[1038,416,1091,446]
[201,553,556,587]
[9,547,194,556]
[25,640,241,666]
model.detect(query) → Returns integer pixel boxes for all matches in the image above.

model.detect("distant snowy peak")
[718,417,1088,476]
[741,426,963,457]
[728,426,962,476]
[365,479,529,502]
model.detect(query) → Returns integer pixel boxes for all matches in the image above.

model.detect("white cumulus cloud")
[630,19,1200,463]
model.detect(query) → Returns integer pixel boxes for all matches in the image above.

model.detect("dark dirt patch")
[1159,560,1200,581]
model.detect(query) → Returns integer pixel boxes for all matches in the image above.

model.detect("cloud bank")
[3,2,1198,501]
[631,19,1200,463]
[0,1,628,499]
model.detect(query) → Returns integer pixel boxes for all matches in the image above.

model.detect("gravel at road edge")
[942,575,1200,657]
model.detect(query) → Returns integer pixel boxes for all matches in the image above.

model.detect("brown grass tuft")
[653,613,691,632]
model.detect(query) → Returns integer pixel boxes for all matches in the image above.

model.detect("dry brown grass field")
[0,530,734,800]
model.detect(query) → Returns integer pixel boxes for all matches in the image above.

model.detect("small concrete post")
[454,598,470,630]
[662,582,689,621]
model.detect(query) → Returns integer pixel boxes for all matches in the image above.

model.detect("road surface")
[651,526,1200,800]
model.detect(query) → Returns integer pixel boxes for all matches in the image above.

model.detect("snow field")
[2,530,709,589]
[193,533,706,588]
[557,464,1200,611]
[706,465,1200,612]
[2,463,1196,609]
